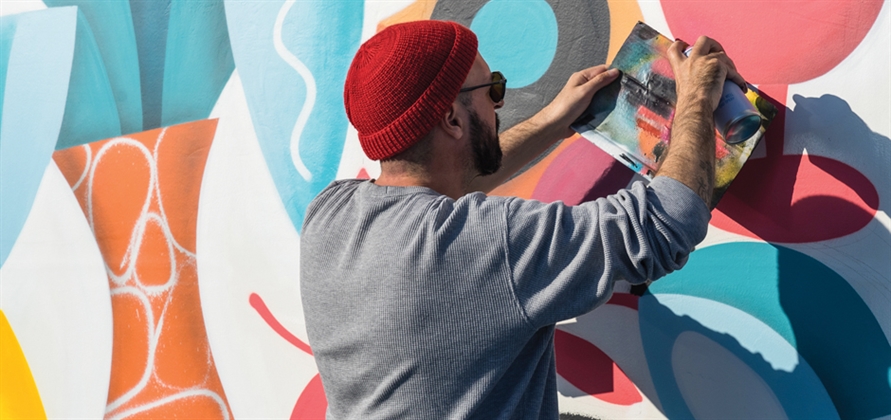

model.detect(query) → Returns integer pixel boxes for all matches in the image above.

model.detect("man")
[301,20,744,419]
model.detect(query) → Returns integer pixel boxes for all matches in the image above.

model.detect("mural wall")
[1,0,888,418]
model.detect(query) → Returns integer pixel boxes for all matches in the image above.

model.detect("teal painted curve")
[130,0,171,130]
[640,293,838,419]
[644,242,891,419]
[44,0,143,135]
[225,0,363,233]
[0,7,78,267]
[160,0,234,128]
[55,10,122,150]
[470,0,557,88]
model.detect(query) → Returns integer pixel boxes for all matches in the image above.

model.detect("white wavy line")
[88,138,156,285]
[107,388,229,420]
[274,0,315,182]
[88,129,224,418]
[105,286,158,414]
[131,213,179,296]
[150,128,196,259]
[71,144,92,191]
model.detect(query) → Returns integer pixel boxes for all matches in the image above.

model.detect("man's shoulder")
[303,179,366,227]
[314,178,366,200]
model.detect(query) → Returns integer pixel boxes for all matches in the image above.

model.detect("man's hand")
[468,65,619,193]
[536,65,621,140]
[667,36,746,112]
[657,36,745,208]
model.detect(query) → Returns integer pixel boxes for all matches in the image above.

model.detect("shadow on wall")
[785,93,890,216]
[632,242,891,419]
[549,94,890,418]
[713,91,884,244]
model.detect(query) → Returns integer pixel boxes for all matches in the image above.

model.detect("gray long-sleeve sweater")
[300,176,710,419]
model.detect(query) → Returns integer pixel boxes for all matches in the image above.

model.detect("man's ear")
[439,101,464,139]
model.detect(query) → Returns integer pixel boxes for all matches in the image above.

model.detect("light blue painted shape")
[225,0,363,232]
[54,11,122,150]
[642,293,838,418]
[644,242,891,419]
[44,0,143,135]
[130,0,171,130]
[0,18,15,125]
[470,0,557,88]
[161,0,234,127]
[0,7,78,267]
[656,294,801,372]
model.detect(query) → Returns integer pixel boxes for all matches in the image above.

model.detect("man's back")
[300,178,708,419]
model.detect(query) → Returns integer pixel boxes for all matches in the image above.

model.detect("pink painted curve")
[249,292,313,355]
[533,139,634,205]
[661,0,883,84]
[291,374,327,420]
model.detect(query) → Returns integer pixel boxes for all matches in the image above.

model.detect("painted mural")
[0,1,888,419]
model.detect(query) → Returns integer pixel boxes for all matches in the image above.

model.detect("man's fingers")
[718,54,747,92]
[571,64,610,86]
[583,67,620,90]
[691,35,724,56]
[666,40,688,69]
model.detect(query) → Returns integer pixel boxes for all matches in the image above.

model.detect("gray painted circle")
[432,0,611,131]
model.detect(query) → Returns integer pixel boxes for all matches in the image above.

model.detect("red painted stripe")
[291,373,327,420]
[249,293,313,355]
[554,329,643,405]
[607,293,639,310]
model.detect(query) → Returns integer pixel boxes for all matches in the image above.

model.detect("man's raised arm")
[468,65,619,193]
[657,36,747,208]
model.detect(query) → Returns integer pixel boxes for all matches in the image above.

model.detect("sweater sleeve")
[504,176,710,327]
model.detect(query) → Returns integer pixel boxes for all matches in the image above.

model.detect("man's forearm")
[467,66,621,194]
[656,98,716,208]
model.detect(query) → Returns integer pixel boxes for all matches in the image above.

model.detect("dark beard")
[468,110,502,176]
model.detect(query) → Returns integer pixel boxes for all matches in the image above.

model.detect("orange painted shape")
[52,119,232,419]
[154,266,214,389]
[134,219,173,288]
[90,144,153,277]
[377,0,437,32]
[155,121,216,253]
[115,390,230,419]
[490,135,580,199]
[606,0,644,63]
[107,293,151,403]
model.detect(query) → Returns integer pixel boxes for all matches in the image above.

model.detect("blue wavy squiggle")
[224,0,363,233]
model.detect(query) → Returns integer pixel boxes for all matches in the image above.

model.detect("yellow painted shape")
[606,0,644,63]
[0,310,46,420]
[377,0,437,33]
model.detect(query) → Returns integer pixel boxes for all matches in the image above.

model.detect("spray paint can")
[683,48,762,144]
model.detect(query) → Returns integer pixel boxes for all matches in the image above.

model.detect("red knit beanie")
[344,20,478,160]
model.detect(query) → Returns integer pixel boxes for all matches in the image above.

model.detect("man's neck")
[375,164,470,200]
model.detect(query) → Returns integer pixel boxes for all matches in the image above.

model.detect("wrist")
[524,107,564,143]
[676,92,714,112]
[675,96,715,128]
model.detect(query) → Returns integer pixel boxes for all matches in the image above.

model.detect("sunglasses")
[459,71,507,103]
